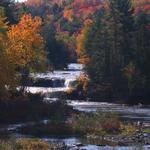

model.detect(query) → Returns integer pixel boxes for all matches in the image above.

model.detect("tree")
[42,17,70,69]
[130,11,150,104]
[6,14,46,87]
[122,8,150,104]
[76,19,93,64]
[100,0,134,99]
[75,10,113,100]
[6,14,45,69]
[81,0,136,101]
[0,14,17,97]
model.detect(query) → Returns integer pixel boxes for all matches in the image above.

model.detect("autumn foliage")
[0,12,46,97]
[6,14,45,68]
[132,0,150,13]
[63,0,104,21]
[76,19,93,64]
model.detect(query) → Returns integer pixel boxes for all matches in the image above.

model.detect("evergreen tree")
[131,11,150,104]
[42,20,69,69]
[82,11,114,100]
[83,0,135,100]
[102,0,134,99]
[84,12,110,84]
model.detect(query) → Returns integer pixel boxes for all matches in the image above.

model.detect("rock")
[76,143,84,147]
[118,141,128,146]
[143,133,149,137]
[68,145,79,150]
[97,144,106,146]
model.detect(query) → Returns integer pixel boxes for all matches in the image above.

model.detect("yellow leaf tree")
[6,14,46,89]
[6,14,45,68]
[6,14,46,70]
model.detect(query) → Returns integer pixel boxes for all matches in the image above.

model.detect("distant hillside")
[132,0,150,13]
[25,0,65,7]
[21,0,150,54]
[25,0,150,21]
[63,0,104,21]
[25,0,104,18]
[24,0,105,31]
[22,0,150,35]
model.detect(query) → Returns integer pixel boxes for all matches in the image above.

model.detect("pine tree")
[83,0,135,100]
[131,11,150,104]
[81,10,114,100]
[105,0,135,98]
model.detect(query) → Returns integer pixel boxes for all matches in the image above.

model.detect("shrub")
[0,139,50,150]
[121,123,136,135]
[0,141,13,150]
[16,139,50,150]
[68,112,122,135]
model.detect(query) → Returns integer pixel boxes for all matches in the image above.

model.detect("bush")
[68,112,137,136]
[0,141,13,150]
[65,73,88,100]
[0,139,50,150]
[121,123,136,135]
[68,112,122,135]
[16,139,50,150]
[19,112,136,137]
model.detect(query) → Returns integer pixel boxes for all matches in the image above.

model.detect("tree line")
[0,0,150,104]
[77,0,150,104]
[0,0,69,99]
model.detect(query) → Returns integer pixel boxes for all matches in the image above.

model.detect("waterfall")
[25,63,84,101]
[64,78,76,88]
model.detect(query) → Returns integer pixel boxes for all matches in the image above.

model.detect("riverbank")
[0,138,67,150]
[0,138,150,150]
[0,99,149,149]
[4,113,148,147]
[0,93,73,123]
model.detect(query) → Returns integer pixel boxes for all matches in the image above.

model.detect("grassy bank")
[18,112,150,146]
[19,112,136,137]
[69,113,136,136]
[0,138,65,150]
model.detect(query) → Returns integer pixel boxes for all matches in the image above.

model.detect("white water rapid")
[25,63,84,95]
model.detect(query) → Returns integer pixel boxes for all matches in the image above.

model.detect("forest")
[0,0,150,104]
[0,0,150,149]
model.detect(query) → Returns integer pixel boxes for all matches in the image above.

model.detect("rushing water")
[27,63,83,93]
[26,63,150,122]
[68,101,150,122]
[2,63,150,149]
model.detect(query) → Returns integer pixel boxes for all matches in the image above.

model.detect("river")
[2,63,150,150]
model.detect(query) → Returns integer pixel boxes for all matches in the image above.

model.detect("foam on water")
[25,87,68,94]
[68,63,84,70]
[26,63,83,94]
[24,63,150,122]
[68,100,150,122]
